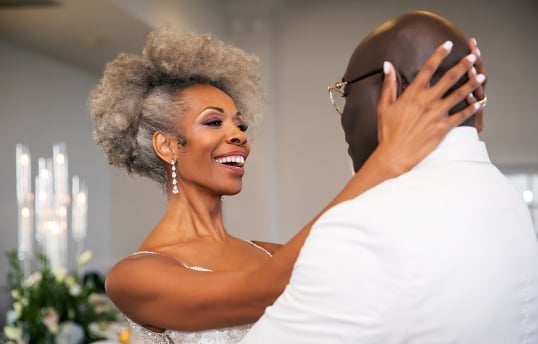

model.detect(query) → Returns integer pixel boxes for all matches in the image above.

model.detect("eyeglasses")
[327,68,384,115]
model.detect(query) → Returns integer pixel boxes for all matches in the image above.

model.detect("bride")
[89,27,485,343]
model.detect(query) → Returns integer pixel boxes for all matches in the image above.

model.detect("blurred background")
[1,0,537,325]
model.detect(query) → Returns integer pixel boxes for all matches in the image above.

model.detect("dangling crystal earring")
[171,160,179,195]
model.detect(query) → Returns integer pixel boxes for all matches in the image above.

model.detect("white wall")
[0,0,536,326]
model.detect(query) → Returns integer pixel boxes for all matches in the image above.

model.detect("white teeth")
[215,155,245,166]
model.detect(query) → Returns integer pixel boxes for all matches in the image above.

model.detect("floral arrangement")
[2,250,123,344]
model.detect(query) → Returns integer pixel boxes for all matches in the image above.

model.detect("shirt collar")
[412,127,491,171]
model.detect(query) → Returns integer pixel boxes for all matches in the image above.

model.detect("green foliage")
[2,250,120,344]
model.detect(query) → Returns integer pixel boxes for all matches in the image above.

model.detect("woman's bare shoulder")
[111,251,181,271]
[106,252,183,295]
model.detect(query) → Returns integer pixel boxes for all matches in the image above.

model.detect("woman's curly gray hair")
[89,27,263,186]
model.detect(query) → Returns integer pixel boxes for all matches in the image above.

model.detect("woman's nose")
[226,126,247,146]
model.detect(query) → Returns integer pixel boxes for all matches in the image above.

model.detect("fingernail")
[383,61,391,74]
[471,67,477,75]
[476,74,486,84]
[474,102,481,110]
[443,40,453,51]
[469,93,476,100]
[471,37,481,57]
[466,54,477,64]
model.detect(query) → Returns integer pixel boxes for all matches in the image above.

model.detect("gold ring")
[478,96,487,108]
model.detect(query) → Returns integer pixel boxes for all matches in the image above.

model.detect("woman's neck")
[161,186,228,241]
[138,183,232,254]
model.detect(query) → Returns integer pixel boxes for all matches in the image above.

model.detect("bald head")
[347,11,469,94]
[341,11,471,171]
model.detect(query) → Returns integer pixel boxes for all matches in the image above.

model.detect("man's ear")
[153,131,176,162]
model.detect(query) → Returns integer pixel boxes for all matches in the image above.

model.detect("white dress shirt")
[242,127,538,344]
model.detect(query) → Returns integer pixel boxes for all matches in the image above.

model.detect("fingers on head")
[414,41,454,84]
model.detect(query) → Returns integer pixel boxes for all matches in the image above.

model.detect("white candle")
[35,158,53,250]
[16,144,33,259]
[46,220,61,271]
[53,143,69,206]
[72,176,88,243]
[52,144,69,272]
[16,144,31,206]
[18,207,33,253]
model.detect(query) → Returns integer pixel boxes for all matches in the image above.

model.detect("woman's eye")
[205,120,222,127]
[238,123,248,132]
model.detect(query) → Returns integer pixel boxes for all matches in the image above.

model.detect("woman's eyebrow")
[200,106,224,113]
[200,106,242,119]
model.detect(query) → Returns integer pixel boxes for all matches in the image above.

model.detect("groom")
[242,11,538,343]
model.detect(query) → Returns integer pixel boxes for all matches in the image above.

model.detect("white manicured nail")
[467,54,477,64]
[383,61,391,74]
[471,38,481,57]
[443,41,453,51]
[476,74,486,83]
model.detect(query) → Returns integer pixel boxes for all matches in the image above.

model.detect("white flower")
[88,322,104,337]
[88,293,108,304]
[10,289,20,300]
[78,250,93,266]
[13,302,24,318]
[41,307,59,334]
[95,304,111,314]
[102,322,129,340]
[6,310,18,324]
[19,297,29,307]
[3,326,23,340]
[65,275,75,285]
[89,321,117,338]
[57,321,84,344]
[53,267,68,282]
[65,275,77,287]
[69,283,82,296]
[23,271,42,287]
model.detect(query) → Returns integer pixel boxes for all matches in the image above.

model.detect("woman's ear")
[153,131,176,162]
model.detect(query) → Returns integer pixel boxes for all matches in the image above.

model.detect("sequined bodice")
[127,241,272,343]
[129,319,252,344]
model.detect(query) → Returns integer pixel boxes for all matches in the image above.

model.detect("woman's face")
[175,84,250,196]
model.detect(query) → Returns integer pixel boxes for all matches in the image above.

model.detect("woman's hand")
[374,40,486,175]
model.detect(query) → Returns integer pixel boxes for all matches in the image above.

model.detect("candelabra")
[16,143,87,278]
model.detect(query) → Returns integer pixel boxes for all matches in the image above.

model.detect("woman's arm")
[106,41,486,332]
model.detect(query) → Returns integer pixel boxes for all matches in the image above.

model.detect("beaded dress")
[127,241,272,344]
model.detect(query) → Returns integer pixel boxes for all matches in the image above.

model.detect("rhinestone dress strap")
[132,239,272,272]
[131,250,211,271]
[246,240,273,257]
